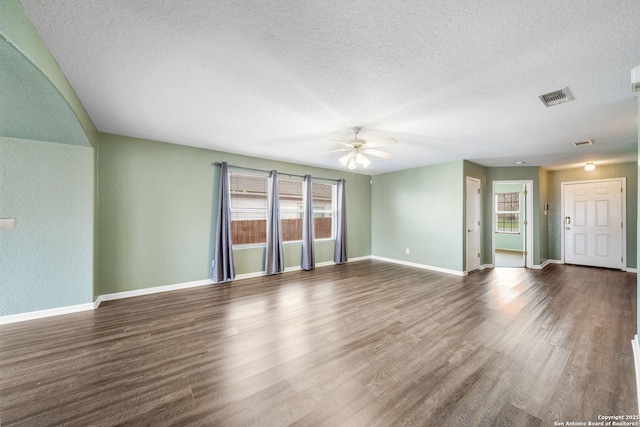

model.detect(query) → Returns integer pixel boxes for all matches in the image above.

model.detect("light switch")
[0,218,17,229]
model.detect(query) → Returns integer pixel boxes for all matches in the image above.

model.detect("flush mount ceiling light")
[515,161,525,165]
[584,162,596,172]
[320,127,398,170]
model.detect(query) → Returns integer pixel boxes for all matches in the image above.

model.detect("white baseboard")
[285,259,345,272]
[0,302,95,325]
[632,336,640,414]
[464,264,492,274]
[462,264,493,276]
[346,255,372,263]
[2,256,374,324]
[98,279,215,304]
[234,271,267,280]
[626,267,638,273]
[371,256,465,276]
[532,259,561,270]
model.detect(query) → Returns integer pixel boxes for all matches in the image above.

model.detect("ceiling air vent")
[538,87,573,107]
[572,139,593,147]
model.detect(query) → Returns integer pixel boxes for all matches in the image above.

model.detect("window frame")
[278,178,304,243]
[310,183,337,242]
[495,192,520,234]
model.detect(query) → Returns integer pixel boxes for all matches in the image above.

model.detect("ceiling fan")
[323,127,398,170]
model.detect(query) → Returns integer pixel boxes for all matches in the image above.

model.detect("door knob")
[467,229,473,232]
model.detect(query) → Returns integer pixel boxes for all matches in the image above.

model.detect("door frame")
[491,180,534,268]
[560,177,626,269]
[466,176,482,273]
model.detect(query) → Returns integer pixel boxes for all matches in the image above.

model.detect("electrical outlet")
[405,248,410,254]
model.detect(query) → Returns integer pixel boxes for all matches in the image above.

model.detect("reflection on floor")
[495,249,525,267]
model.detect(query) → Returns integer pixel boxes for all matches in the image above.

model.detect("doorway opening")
[492,180,533,268]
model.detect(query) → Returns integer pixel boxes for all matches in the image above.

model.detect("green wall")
[547,162,637,268]
[0,3,98,317]
[494,183,525,251]
[372,160,464,272]
[96,133,372,295]
[0,137,94,316]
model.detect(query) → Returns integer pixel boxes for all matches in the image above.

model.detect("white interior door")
[563,180,623,269]
[466,177,481,272]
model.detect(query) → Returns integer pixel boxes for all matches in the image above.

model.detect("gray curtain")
[301,174,315,270]
[211,162,235,282]
[334,179,348,264]
[265,170,284,275]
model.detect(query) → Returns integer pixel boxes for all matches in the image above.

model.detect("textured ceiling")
[18,0,640,174]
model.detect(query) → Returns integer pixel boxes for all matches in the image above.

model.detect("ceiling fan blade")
[363,148,394,159]
[329,139,355,147]
[363,138,398,148]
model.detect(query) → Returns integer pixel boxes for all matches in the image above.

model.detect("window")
[312,182,334,239]
[230,174,268,245]
[496,192,520,233]
[229,173,336,245]
[279,179,303,242]
[278,179,336,241]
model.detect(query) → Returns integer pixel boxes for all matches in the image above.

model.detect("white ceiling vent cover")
[538,87,573,107]
[572,139,594,147]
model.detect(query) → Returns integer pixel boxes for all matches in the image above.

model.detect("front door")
[466,177,481,272]
[563,179,624,269]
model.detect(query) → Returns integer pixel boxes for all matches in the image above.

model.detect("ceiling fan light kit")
[356,152,371,168]
[338,150,371,170]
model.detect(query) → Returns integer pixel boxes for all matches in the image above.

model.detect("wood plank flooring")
[0,260,637,426]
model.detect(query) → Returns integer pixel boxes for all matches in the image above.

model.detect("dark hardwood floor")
[0,260,637,426]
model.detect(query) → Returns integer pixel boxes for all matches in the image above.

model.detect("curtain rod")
[212,162,341,183]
